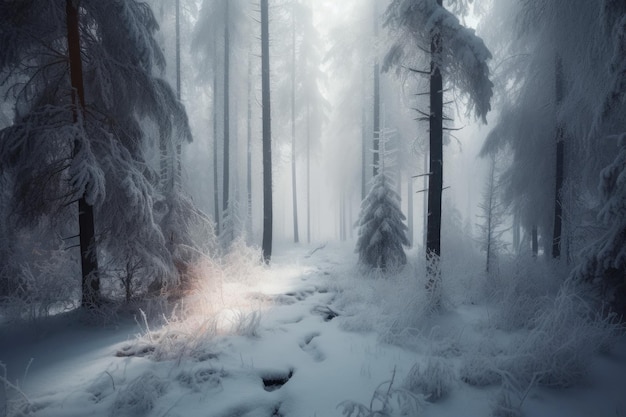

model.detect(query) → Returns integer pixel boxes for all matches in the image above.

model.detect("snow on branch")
[384,0,493,122]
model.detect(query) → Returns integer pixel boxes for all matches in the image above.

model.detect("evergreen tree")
[356,128,409,271]
[0,0,192,304]
[576,134,626,314]
[384,0,493,296]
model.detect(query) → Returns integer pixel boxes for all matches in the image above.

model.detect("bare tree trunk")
[484,158,496,273]
[426,0,443,294]
[552,55,564,259]
[223,1,231,241]
[513,210,520,253]
[408,173,413,247]
[372,0,380,177]
[306,100,311,244]
[246,47,253,235]
[291,8,299,243]
[423,149,428,250]
[361,66,367,201]
[532,226,538,257]
[66,0,100,308]
[213,64,220,235]
[261,0,273,262]
[175,0,182,183]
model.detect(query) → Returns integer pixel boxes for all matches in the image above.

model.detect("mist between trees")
[0,0,625,320]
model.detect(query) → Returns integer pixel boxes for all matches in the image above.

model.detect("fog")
[176,0,492,247]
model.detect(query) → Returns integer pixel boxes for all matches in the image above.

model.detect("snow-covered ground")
[1,242,625,417]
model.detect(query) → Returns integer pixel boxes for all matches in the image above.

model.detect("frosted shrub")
[0,246,78,322]
[338,369,425,417]
[500,280,621,388]
[110,371,167,417]
[460,353,501,387]
[222,237,264,283]
[490,371,539,417]
[118,240,265,362]
[404,358,455,402]
[232,310,262,337]
[490,257,564,331]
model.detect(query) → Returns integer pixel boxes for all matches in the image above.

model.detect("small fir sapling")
[356,128,409,271]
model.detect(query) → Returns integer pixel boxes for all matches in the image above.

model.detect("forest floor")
[1,242,626,417]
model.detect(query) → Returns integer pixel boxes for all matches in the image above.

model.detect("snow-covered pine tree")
[384,0,493,295]
[356,127,409,272]
[0,0,193,303]
[575,134,626,314]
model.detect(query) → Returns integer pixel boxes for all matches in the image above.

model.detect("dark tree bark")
[246,47,253,234]
[213,62,220,235]
[372,0,380,177]
[175,0,182,182]
[66,0,100,308]
[291,8,299,243]
[426,0,443,292]
[223,1,231,229]
[361,66,367,201]
[261,0,273,262]
[552,55,565,259]
[306,100,311,244]
[407,173,413,247]
[532,226,538,256]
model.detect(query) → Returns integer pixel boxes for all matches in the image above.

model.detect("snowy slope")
[1,242,625,417]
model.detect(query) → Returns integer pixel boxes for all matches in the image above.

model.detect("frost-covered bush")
[489,256,564,331]
[110,371,167,417]
[338,369,425,417]
[118,240,265,362]
[222,237,264,283]
[459,353,501,387]
[404,357,455,402]
[0,234,78,322]
[499,280,621,388]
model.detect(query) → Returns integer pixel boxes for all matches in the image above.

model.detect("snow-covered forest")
[1,0,625,416]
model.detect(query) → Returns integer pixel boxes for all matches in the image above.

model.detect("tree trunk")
[213,64,220,235]
[513,211,520,253]
[423,149,428,250]
[426,0,443,293]
[532,226,538,257]
[66,0,100,308]
[291,8,299,243]
[223,1,231,239]
[246,46,253,235]
[361,66,367,201]
[306,100,311,244]
[485,158,496,273]
[552,55,564,259]
[261,0,273,263]
[408,173,413,247]
[372,0,380,177]
[175,0,182,184]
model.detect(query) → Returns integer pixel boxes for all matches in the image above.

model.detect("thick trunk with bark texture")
[426,0,443,293]
[66,0,100,308]
[261,0,273,262]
